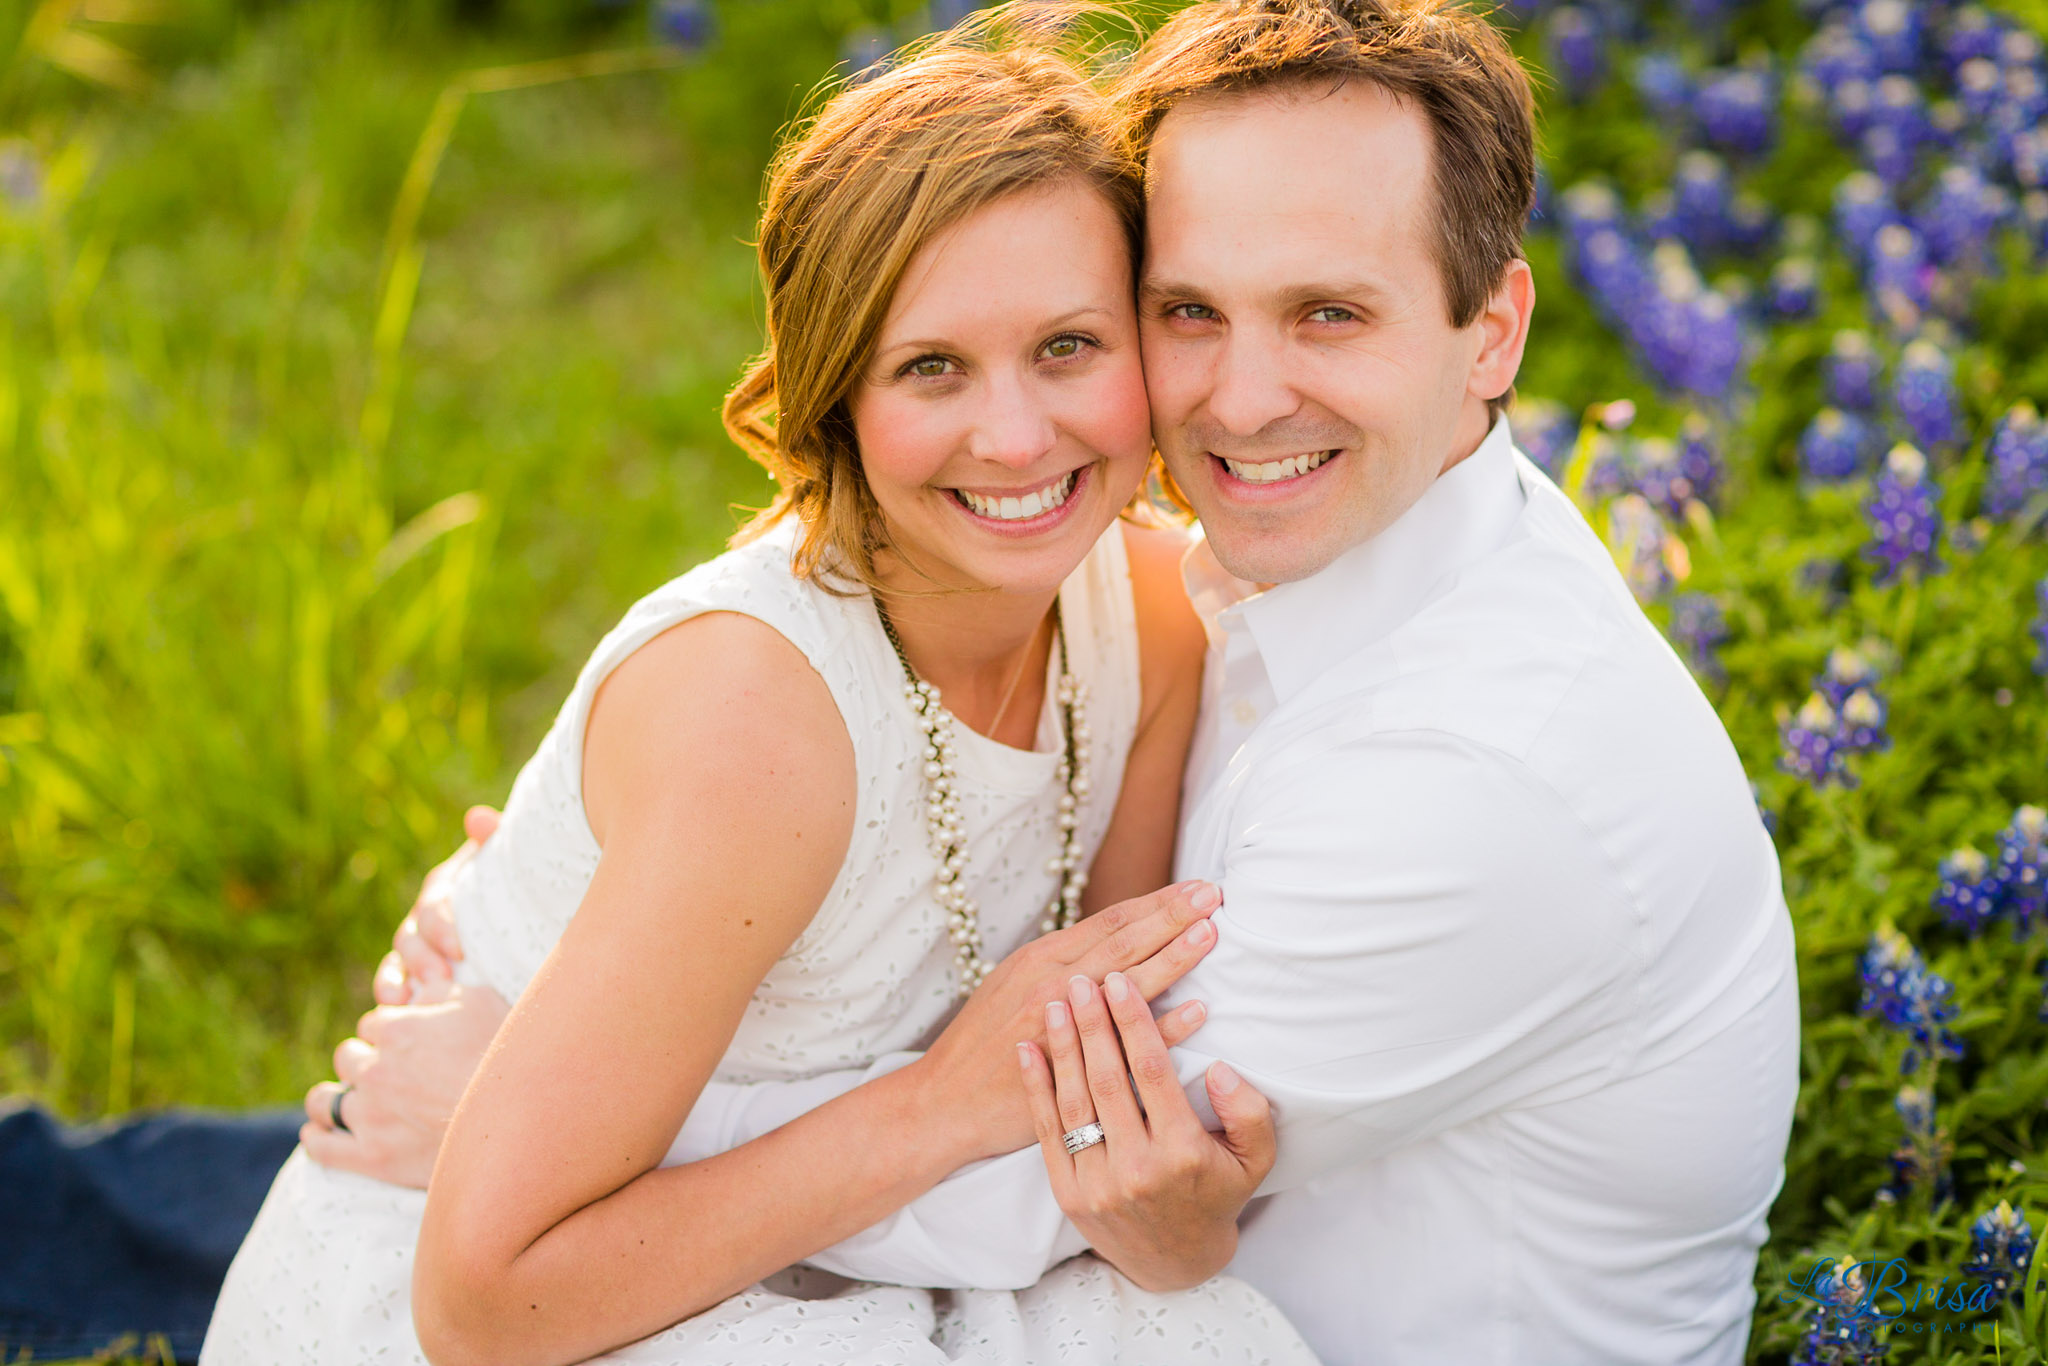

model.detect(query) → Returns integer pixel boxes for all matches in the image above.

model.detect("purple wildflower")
[1545,6,1607,99]
[1827,331,1883,412]
[650,0,714,49]
[1864,443,1945,584]
[1880,1084,1954,1206]
[1855,0,1923,75]
[1834,688,1890,755]
[1934,847,2005,935]
[1834,172,1901,267]
[1817,645,1881,711]
[1771,256,1822,318]
[1696,68,1777,157]
[1634,53,1694,121]
[1890,341,1963,451]
[1959,56,2005,121]
[1944,7,2006,73]
[1983,404,2048,523]
[1788,1257,1887,1366]
[1867,223,1932,319]
[1859,923,1964,1074]
[1781,693,1853,788]
[1802,19,1880,96]
[1917,164,2011,269]
[1801,408,1880,483]
[1512,398,1578,480]
[1665,592,1729,684]
[1606,494,1674,602]
[1994,805,2048,933]
[1963,1202,2036,1307]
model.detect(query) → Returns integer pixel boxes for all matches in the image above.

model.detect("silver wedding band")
[330,1082,354,1135]
[1062,1121,1105,1155]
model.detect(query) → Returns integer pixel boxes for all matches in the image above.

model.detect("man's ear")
[1468,258,1534,406]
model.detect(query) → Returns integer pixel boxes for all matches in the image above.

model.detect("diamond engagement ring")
[1062,1121,1106,1155]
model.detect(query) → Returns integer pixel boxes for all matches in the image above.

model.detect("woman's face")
[848,176,1152,599]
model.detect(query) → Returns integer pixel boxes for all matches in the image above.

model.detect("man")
[333,0,1800,1359]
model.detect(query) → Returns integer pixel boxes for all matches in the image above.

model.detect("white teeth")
[957,469,1076,520]
[1221,450,1335,484]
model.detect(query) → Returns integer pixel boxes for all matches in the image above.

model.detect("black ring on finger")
[330,1082,355,1135]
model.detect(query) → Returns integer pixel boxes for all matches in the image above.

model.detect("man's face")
[1139,79,1513,586]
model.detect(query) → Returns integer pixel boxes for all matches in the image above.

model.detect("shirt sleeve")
[663,728,1637,1286]
[1154,726,1640,1196]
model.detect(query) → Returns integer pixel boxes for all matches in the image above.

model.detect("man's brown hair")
[1114,0,1535,346]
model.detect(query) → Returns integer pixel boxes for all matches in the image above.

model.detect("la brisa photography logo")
[1779,1202,2038,1351]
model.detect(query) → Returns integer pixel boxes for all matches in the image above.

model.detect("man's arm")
[687,727,1638,1286]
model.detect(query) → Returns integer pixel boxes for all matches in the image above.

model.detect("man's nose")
[1203,331,1300,437]
[966,372,1058,468]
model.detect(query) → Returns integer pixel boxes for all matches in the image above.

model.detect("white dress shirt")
[669,417,1801,1366]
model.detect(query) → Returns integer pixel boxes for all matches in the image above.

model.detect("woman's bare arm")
[1079,520,1208,912]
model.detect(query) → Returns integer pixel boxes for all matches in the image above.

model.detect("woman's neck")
[873,576,1060,750]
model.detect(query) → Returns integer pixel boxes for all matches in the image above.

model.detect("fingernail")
[1183,918,1215,947]
[1017,1042,1034,1070]
[1046,999,1069,1030]
[1188,882,1221,910]
[1104,971,1130,1004]
[1182,1000,1207,1025]
[1211,1061,1241,1094]
[1068,974,1093,1007]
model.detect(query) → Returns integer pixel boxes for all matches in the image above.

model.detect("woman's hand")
[1016,968,1277,1293]
[907,880,1225,1163]
[302,987,511,1187]
[372,805,499,1006]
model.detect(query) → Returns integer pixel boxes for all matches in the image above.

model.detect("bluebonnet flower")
[1880,1084,1955,1206]
[1677,413,1722,509]
[1994,805,2048,932]
[1788,1256,1887,1366]
[1963,1202,2036,1307]
[1781,693,1853,787]
[1855,0,1922,75]
[1634,53,1694,122]
[1770,256,1821,318]
[1817,645,1882,710]
[1606,495,1675,602]
[1834,172,1901,267]
[1861,124,1919,189]
[1696,68,1777,157]
[1511,398,1578,480]
[1827,331,1883,412]
[1834,687,1890,755]
[923,0,980,30]
[1944,7,2006,73]
[1681,290,1746,399]
[2022,190,2048,262]
[650,0,714,49]
[1934,847,2005,935]
[1544,6,1607,99]
[1864,443,1944,584]
[1958,56,2005,121]
[1729,193,1777,255]
[1891,342,1962,451]
[1801,409,1880,483]
[1665,593,1728,684]
[1673,152,1734,255]
[1870,74,1931,150]
[1859,922,1964,1073]
[1983,404,2048,523]
[1916,164,2010,270]
[2033,577,2048,676]
[1801,19,1880,96]
[1867,223,1932,320]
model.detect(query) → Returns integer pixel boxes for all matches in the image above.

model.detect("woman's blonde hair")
[722,7,1152,597]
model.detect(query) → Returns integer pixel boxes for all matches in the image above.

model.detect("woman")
[200,17,1319,1366]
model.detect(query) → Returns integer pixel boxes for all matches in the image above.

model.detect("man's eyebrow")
[1137,279,1394,311]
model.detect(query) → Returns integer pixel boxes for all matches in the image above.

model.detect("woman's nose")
[965,373,1058,468]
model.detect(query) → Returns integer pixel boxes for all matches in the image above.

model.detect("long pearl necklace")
[874,596,1092,998]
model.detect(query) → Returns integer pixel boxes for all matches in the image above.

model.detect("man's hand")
[1016,967,1276,1293]
[373,805,498,1006]
[907,880,1226,1164]
[302,988,511,1188]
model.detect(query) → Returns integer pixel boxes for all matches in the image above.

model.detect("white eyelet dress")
[201,518,1321,1366]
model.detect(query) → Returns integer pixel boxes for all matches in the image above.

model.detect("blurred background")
[4,0,2048,1358]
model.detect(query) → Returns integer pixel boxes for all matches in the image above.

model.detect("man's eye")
[1168,303,1217,322]
[1308,306,1357,324]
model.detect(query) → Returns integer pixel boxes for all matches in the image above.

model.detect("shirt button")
[1230,699,1259,726]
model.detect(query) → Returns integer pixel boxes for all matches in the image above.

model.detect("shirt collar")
[1179,414,1530,703]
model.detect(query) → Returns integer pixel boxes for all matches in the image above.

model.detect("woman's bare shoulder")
[1117,520,1206,721]
[581,610,857,853]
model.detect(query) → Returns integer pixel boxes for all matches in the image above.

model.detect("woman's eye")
[906,356,955,378]
[1042,334,1091,360]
